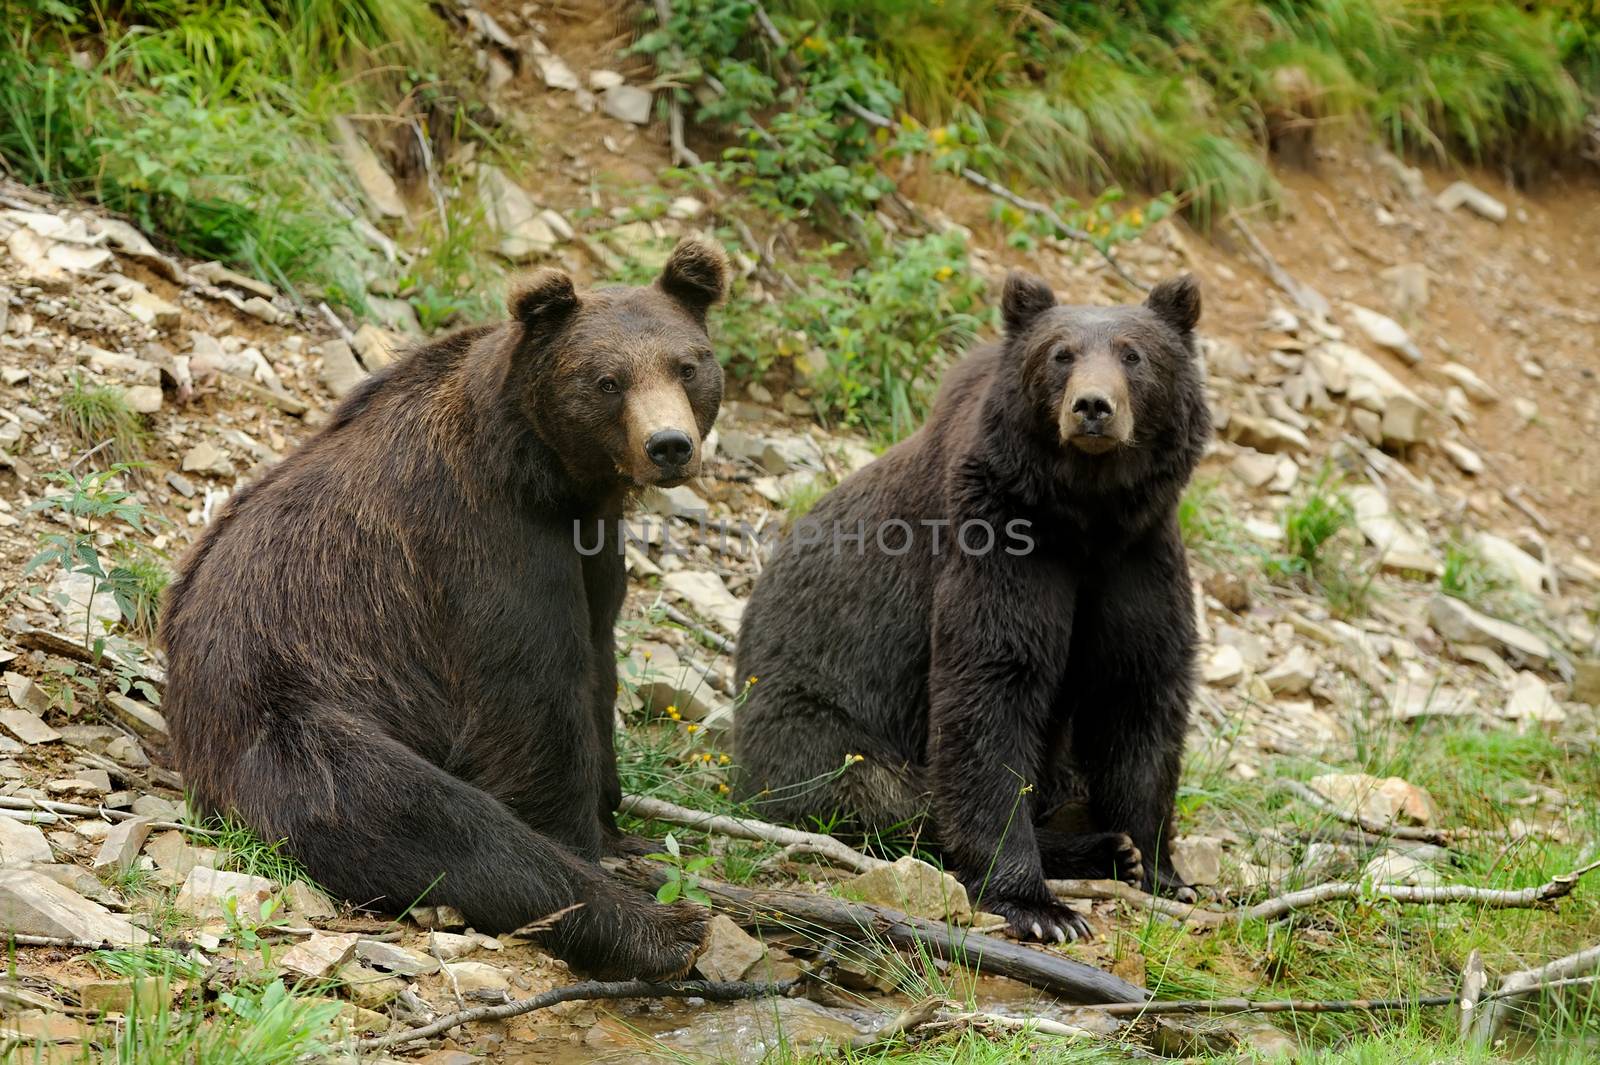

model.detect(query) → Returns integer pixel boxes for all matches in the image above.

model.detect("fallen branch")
[957,167,1147,291]
[1051,857,1599,927]
[1228,214,1330,320]
[619,794,887,875]
[356,977,798,1052]
[0,796,217,837]
[1093,974,1600,1020]
[651,0,703,169]
[661,604,736,657]
[615,861,1148,1004]
[849,996,946,1049]
[1467,941,1600,1045]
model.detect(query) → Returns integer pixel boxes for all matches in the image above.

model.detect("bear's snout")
[646,428,695,470]
[1059,352,1133,453]
[622,382,701,486]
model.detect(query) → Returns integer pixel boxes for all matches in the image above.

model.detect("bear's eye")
[1052,346,1074,365]
[678,363,696,382]
[598,376,620,394]
[1122,349,1142,367]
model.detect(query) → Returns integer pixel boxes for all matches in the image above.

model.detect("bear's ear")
[658,235,730,316]
[1145,273,1201,335]
[1001,271,1056,335]
[511,268,580,330]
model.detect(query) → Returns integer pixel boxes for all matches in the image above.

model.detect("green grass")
[772,0,1595,221]
[0,0,449,299]
[200,814,314,887]
[59,375,145,462]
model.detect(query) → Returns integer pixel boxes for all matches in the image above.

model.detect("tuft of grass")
[60,374,146,462]
[201,814,313,888]
[781,474,833,525]
[1440,538,1509,607]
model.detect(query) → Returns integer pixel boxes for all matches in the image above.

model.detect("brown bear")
[160,237,731,979]
[733,272,1210,944]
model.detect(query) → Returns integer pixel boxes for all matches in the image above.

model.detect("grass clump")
[60,374,145,462]
[1262,468,1375,617]
[1440,538,1509,607]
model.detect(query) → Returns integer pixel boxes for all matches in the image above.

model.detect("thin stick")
[355,978,797,1051]
[1051,857,1600,927]
[957,167,1146,291]
[661,604,736,656]
[618,794,887,874]
[651,0,703,168]
[1468,942,1600,1045]
[1229,213,1330,320]
[1095,975,1600,1020]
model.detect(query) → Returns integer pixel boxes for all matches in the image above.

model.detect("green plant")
[107,549,171,641]
[26,466,162,661]
[59,375,145,462]
[647,832,714,905]
[1440,540,1510,607]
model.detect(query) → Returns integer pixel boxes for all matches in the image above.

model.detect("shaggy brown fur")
[161,238,729,979]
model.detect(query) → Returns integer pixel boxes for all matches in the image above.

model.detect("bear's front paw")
[986,897,1092,945]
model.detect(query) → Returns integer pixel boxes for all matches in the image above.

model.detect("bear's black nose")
[645,429,694,469]
[1071,391,1115,425]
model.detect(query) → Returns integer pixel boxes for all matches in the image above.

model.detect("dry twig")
[1051,857,1599,927]
[619,794,886,874]
[356,977,798,1051]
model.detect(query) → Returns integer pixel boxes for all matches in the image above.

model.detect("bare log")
[615,861,1148,1005]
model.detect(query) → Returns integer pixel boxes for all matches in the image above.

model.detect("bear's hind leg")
[230,725,705,980]
[735,687,927,838]
[1036,828,1145,886]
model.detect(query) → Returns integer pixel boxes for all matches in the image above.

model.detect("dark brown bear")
[734,272,1209,943]
[161,237,731,979]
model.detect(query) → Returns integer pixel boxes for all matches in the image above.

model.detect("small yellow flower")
[718,754,731,765]
[746,675,759,685]
[931,126,950,147]
[934,265,954,282]
[845,753,865,764]
[701,752,713,763]
[801,35,825,52]
[686,723,699,734]
[642,650,652,660]
[1128,208,1143,226]
[718,783,731,794]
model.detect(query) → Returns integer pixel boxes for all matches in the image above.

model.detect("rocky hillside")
[0,1,1598,1062]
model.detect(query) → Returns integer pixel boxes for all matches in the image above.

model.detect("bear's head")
[1001,270,1204,465]
[511,236,729,489]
